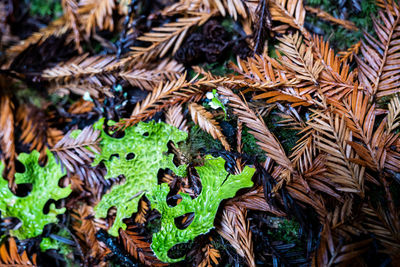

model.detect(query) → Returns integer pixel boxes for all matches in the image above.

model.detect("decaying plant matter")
[0,0,399,266]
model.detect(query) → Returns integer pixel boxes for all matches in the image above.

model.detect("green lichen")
[93,119,188,236]
[149,155,255,263]
[0,150,71,240]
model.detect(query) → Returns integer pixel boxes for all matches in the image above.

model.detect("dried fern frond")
[51,125,101,173]
[313,222,371,266]
[16,105,63,161]
[277,32,323,85]
[128,12,213,63]
[43,54,183,93]
[305,6,357,31]
[0,94,16,187]
[227,186,285,215]
[312,35,357,100]
[217,86,294,174]
[356,2,400,98]
[199,237,221,267]
[189,102,231,151]
[120,67,183,91]
[333,86,383,171]
[308,109,365,195]
[229,55,298,90]
[120,74,222,128]
[71,205,110,266]
[42,54,119,82]
[217,205,255,267]
[387,95,400,132]
[207,0,247,20]
[135,198,150,224]
[120,225,167,266]
[338,41,361,63]
[166,104,188,132]
[269,0,306,33]
[0,237,37,266]
[6,16,69,58]
[62,0,83,53]
[79,0,115,35]
[362,203,400,262]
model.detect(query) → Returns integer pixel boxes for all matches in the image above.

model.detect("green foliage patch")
[0,150,71,240]
[150,155,255,263]
[93,119,188,236]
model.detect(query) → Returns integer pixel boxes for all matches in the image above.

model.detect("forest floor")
[0,0,399,266]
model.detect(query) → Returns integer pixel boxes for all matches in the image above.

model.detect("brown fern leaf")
[134,198,150,224]
[302,154,343,200]
[387,95,400,133]
[307,109,366,195]
[120,224,167,266]
[313,222,371,266]
[42,54,181,89]
[338,41,361,63]
[227,186,286,215]
[0,237,37,266]
[120,67,183,91]
[305,6,358,31]
[51,125,101,173]
[312,35,357,100]
[0,94,16,187]
[356,2,400,98]
[128,12,213,63]
[120,74,218,128]
[217,205,255,267]
[199,237,221,267]
[277,32,324,85]
[68,99,95,114]
[79,0,115,35]
[269,0,306,33]
[362,205,400,262]
[207,0,248,20]
[6,16,69,57]
[376,0,399,16]
[62,0,83,53]
[71,205,110,266]
[166,104,188,132]
[275,103,317,173]
[217,86,294,174]
[331,85,383,171]
[229,55,298,90]
[42,54,119,83]
[16,105,63,161]
[189,102,231,151]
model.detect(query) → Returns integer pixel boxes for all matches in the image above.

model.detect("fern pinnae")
[217,86,294,173]
[189,102,230,151]
[51,126,101,173]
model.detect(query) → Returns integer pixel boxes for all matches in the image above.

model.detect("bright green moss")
[93,119,188,236]
[150,155,255,263]
[0,150,71,240]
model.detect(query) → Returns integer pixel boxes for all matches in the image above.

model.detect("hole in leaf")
[174,212,195,230]
[39,154,48,167]
[107,206,117,218]
[188,167,202,196]
[142,132,149,137]
[109,154,119,161]
[167,240,193,260]
[126,153,135,160]
[15,160,25,173]
[166,194,182,207]
[58,175,69,188]
[43,199,57,214]
[14,183,32,197]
